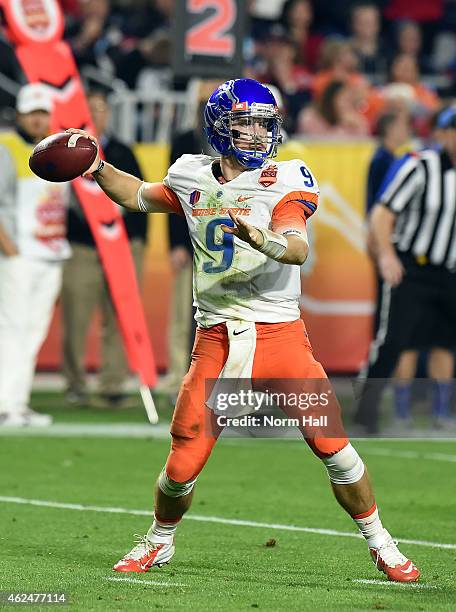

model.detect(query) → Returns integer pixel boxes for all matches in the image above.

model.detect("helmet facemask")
[213,103,283,169]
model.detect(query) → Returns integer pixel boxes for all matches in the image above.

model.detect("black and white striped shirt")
[379,149,456,270]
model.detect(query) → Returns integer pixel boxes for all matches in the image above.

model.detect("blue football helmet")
[204,78,283,169]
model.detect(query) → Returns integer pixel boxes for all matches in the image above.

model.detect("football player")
[68,79,420,582]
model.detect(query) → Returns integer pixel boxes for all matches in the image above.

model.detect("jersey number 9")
[203,218,235,273]
[300,166,314,188]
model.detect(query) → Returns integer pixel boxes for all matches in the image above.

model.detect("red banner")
[1,0,157,386]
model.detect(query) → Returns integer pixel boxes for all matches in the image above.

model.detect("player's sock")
[352,502,386,549]
[432,380,452,418]
[393,383,412,419]
[147,513,180,545]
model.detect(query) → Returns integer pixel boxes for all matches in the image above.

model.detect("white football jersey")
[164,155,319,327]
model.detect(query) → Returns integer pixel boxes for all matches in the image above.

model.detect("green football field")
[1,392,455,611]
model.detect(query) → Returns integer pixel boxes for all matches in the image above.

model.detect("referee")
[354,107,456,434]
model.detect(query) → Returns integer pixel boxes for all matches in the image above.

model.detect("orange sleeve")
[271,190,318,234]
[141,182,184,216]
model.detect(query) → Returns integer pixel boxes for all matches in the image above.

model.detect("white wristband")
[137,182,153,212]
[256,227,288,261]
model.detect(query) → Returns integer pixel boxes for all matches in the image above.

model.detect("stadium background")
[1,0,454,375]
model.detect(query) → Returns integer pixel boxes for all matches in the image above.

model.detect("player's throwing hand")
[221,208,264,249]
[65,128,101,175]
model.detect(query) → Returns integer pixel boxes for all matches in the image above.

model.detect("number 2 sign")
[172,0,245,78]
[186,0,236,57]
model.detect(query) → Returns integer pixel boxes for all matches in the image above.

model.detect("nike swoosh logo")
[400,563,415,574]
[237,196,254,203]
[233,328,249,336]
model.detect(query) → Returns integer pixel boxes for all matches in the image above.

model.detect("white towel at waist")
[206,319,257,417]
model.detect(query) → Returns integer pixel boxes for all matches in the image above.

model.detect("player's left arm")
[221,208,309,265]
[221,162,318,265]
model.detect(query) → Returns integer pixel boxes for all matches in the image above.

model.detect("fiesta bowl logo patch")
[190,190,201,206]
[259,164,278,187]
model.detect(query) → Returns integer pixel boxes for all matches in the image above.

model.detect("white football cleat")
[369,529,420,582]
[113,535,175,573]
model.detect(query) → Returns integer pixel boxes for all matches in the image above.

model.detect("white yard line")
[352,579,438,589]
[0,496,455,551]
[0,423,171,438]
[358,447,456,463]
[106,576,187,587]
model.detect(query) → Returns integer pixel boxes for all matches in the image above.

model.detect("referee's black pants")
[354,255,456,433]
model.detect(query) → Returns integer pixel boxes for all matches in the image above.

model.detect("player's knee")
[309,437,349,458]
[158,468,197,498]
[165,445,194,481]
[165,435,209,484]
[322,443,365,485]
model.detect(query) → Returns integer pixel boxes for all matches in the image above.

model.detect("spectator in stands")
[311,34,387,131]
[104,0,171,69]
[257,33,313,132]
[0,84,70,427]
[388,54,440,132]
[62,90,146,409]
[391,21,432,74]
[312,0,388,36]
[65,0,113,70]
[383,0,443,55]
[279,0,323,71]
[349,1,386,81]
[312,38,366,100]
[133,30,172,92]
[395,21,421,60]
[298,79,370,137]
[117,30,172,89]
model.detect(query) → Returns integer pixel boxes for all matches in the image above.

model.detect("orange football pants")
[165,319,349,483]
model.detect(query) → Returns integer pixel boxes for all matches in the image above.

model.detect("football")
[29,132,98,182]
